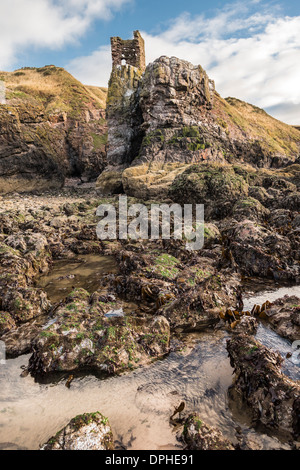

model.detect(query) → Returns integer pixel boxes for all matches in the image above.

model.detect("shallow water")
[37,254,118,303]
[0,283,299,450]
[243,283,300,312]
[244,284,300,381]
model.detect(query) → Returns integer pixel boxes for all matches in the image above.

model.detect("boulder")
[223,219,299,280]
[264,295,300,342]
[41,412,114,450]
[29,288,170,376]
[227,335,300,438]
[182,414,234,450]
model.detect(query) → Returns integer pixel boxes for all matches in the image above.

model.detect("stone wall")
[111,30,146,71]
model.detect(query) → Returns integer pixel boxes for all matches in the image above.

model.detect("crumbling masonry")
[110,30,146,71]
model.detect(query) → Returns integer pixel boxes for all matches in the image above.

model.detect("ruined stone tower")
[101,30,146,180]
[110,30,146,71]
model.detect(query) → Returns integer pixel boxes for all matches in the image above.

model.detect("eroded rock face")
[97,55,300,199]
[29,288,170,376]
[227,335,300,438]
[106,66,143,167]
[140,57,214,130]
[41,412,114,450]
[96,65,144,194]
[181,414,234,450]
[0,67,107,194]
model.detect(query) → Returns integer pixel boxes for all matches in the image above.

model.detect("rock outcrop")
[0,66,107,193]
[29,288,170,376]
[0,234,52,326]
[41,412,114,450]
[263,295,300,341]
[171,162,300,280]
[96,40,299,281]
[227,335,300,438]
[97,39,300,200]
[181,414,234,450]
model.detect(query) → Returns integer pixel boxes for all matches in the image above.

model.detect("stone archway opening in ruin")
[110,30,146,71]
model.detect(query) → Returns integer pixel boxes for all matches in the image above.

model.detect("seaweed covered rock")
[231,315,258,336]
[227,335,300,438]
[41,412,114,450]
[29,288,170,376]
[0,236,52,326]
[0,311,16,335]
[115,245,241,330]
[232,197,270,222]
[182,414,234,450]
[223,219,299,280]
[2,286,50,323]
[264,295,300,342]
[169,163,249,219]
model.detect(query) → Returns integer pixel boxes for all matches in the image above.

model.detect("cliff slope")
[0,66,108,194]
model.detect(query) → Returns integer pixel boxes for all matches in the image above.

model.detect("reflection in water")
[244,284,300,381]
[243,284,300,312]
[0,332,234,450]
[0,282,299,450]
[37,255,118,303]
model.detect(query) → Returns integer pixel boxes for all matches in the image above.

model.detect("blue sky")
[0,0,299,123]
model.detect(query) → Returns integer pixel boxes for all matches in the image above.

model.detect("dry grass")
[213,94,300,156]
[0,65,298,157]
[0,66,107,118]
[85,85,107,109]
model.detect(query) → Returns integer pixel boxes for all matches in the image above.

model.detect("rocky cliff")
[97,56,300,200]
[0,66,108,194]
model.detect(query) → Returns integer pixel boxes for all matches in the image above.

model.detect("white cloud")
[0,0,130,69]
[68,45,111,87]
[141,5,300,124]
[266,103,300,125]
[68,1,300,124]
[1,0,299,124]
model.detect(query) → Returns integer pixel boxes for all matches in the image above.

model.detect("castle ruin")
[110,30,146,71]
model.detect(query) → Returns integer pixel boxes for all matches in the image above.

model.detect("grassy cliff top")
[0,66,107,119]
[85,85,107,108]
[213,94,300,157]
